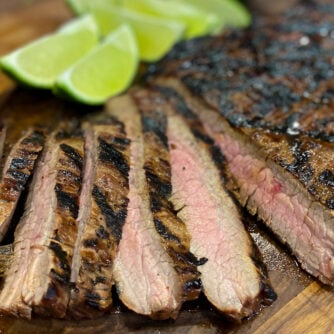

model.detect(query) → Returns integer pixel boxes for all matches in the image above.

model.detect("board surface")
[0,1,333,333]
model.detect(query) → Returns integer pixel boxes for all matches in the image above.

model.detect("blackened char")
[150,1,334,139]
[0,129,45,241]
[0,123,84,318]
[69,114,130,319]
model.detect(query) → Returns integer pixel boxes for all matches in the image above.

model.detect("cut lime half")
[55,24,139,105]
[0,15,99,88]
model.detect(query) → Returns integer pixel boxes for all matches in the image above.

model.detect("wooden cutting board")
[0,1,333,333]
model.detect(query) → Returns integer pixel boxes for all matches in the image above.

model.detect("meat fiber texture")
[69,114,131,319]
[108,93,203,320]
[0,129,45,241]
[0,124,84,319]
[149,0,334,286]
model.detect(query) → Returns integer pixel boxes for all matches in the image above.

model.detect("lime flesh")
[181,0,251,33]
[0,15,99,88]
[66,0,185,61]
[120,0,219,39]
[55,24,139,105]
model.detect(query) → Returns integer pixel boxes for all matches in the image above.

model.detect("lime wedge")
[0,15,99,88]
[66,0,185,61]
[55,24,139,105]
[120,0,219,39]
[180,0,251,34]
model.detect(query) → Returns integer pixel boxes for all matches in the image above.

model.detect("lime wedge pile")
[0,0,251,105]
[1,15,99,89]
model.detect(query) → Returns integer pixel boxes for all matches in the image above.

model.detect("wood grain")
[0,1,333,333]
[254,283,334,334]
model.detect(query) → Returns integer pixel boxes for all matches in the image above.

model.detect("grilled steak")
[148,0,334,285]
[69,114,130,319]
[133,88,204,301]
[0,129,45,241]
[0,123,6,159]
[146,85,274,319]
[108,94,201,320]
[0,123,84,318]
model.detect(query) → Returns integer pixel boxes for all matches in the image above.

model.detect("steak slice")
[69,114,130,319]
[108,94,201,320]
[0,123,84,318]
[159,78,334,285]
[0,123,6,159]
[0,129,45,241]
[151,85,275,319]
[134,88,204,301]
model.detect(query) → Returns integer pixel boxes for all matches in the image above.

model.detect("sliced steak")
[150,85,275,319]
[134,88,203,302]
[108,94,201,320]
[0,129,45,241]
[158,78,334,285]
[144,1,334,285]
[69,114,130,319]
[0,124,84,318]
[0,123,6,159]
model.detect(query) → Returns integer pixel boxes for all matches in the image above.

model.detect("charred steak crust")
[69,115,130,319]
[34,130,84,317]
[0,123,6,161]
[0,125,84,319]
[133,88,203,302]
[146,1,334,286]
[0,129,45,241]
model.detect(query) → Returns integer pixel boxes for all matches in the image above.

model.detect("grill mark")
[55,184,79,218]
[0,129,45,239]
[98,138,129,178]
[96,226,110,240]
[6,170,30,185]
[49,241,71,279]
[154,218,181,243]
[155,85,197,120]
[21,130,45,146]
[83,238,98,248]
[112,136,131,147]
[9,157,33,170]
[50,268,69,284]
[145,168,172,198]
[319,170,334,187]
[92,276,106,285]
[57,169,82,186]
[60,143,83,170]
[92,185,125,244]
[183,279,202,292]
[171,249,208,267]
[142,114,169,148]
